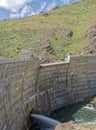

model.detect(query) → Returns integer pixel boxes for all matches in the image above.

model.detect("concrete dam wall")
[0,55,96,130]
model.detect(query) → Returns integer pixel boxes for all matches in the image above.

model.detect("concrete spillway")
[1,55,96,130]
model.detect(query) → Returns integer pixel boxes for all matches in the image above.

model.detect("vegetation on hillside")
[0,0,96,60]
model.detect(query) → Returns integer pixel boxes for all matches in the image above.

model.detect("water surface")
[51,103,96,123]
[31,102,96,130]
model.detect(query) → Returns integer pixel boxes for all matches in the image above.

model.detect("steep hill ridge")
[0,0,96,60]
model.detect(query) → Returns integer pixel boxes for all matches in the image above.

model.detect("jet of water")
[31,114,61,130]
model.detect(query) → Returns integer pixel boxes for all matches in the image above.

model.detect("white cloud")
[46,0,56,11]
[21,5,31,17]
[10,5,32,18]
[30,2,47,16]
[60,0,70,2]
[60,0,75,4]
[10,12,20,18]
[0,0,32,12]
[1,0,76,19]
[30,11,36,15]
[36,2,47,14]
[38,2,46,12]
[10,2,47,19]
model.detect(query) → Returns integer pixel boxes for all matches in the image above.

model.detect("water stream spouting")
[83,103,95,111]
[31,114,61,130]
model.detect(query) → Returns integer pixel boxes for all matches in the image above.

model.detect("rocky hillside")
[56,121,96,130]
[0,0,96,60]
[80,26,96,54]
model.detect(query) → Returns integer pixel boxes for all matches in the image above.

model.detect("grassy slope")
[0,0,96,59]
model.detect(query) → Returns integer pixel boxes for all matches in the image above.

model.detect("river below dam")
[31,102,96,130]
[51,102,96,123]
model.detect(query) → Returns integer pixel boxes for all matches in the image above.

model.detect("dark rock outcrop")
[33,39,57,63]
[80,25,96,54]
[66,30,73,38]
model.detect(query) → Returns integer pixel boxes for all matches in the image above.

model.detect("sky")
[0,0,78,20]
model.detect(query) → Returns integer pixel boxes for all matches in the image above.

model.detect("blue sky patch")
[0,0,78,20]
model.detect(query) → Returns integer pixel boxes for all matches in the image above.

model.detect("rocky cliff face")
[80,25,96,54]
[32,39,57,63]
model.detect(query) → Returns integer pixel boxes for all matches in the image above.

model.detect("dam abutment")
[0,55,96,130]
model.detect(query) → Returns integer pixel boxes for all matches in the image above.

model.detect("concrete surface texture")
[0,54,96,130]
